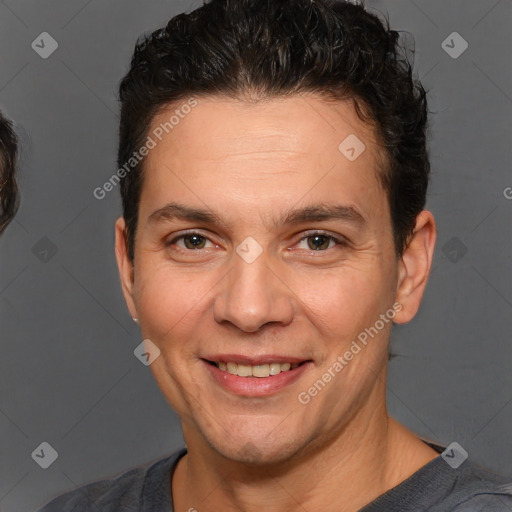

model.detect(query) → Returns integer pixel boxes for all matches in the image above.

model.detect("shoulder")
[37,465,147,512]
[36,448,186,512]
[447,464,512,511]
[361,451,512,512]
[415,440,512,511]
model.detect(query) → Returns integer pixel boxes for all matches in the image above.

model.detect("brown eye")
[297,232,343,252]
[306,234,332,251]
[182,234,207,250]
[166,233,214,251]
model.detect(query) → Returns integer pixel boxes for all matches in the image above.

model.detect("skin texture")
[115,94,438,511]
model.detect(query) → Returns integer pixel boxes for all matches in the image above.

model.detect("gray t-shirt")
[37,443,512,511]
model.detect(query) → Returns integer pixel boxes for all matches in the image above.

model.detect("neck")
[172,392,438,512]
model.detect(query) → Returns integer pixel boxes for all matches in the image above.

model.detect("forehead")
[147,94,381,163]
[139,94,388,227]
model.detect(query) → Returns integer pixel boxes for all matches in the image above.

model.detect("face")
[115,94,431,465]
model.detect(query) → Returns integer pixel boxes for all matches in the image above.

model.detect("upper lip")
[202,354,311,365]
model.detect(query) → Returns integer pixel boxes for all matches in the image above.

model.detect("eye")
[296,231,345,252]
[165,230,346,254]
[167,232,216,251]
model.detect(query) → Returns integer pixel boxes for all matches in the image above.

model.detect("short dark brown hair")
[0,111,19,234]
[118,0,429,260]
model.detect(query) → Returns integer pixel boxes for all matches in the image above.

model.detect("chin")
[203,428,304,467]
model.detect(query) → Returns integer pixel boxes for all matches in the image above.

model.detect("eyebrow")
[147,202,366,230]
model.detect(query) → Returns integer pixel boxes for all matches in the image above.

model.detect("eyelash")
[165,230,347,254]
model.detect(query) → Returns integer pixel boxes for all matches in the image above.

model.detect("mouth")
[201,356,313,397]
[204,359,309,378]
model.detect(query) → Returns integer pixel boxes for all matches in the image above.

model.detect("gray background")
[0,0,511,510]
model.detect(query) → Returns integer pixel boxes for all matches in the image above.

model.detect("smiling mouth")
[204,360,309,378]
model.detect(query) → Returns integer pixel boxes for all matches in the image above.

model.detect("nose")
[213,245,294,333]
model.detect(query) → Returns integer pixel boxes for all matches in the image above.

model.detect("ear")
[393,210,436,324]
[114,216,138,320]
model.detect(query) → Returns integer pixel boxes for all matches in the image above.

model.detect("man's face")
[117,95,408,464]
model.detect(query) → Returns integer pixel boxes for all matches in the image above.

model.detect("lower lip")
[203,360,312,397]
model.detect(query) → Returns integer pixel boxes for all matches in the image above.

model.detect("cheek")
[297,262,395,345]
[134,263,210,342]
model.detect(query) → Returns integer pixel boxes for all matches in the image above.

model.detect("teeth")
[216,361,299,377]
[252,364,270,377]
[237,364,252,377]
[269,363,282,375]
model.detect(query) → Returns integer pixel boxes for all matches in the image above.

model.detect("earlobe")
[394,210,436,324]
[114,217,138,320]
